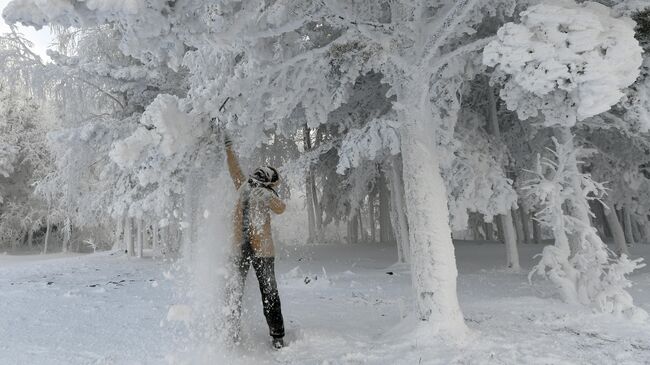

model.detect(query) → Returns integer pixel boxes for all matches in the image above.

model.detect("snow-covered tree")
[524,137,647,320]
[484,0,646,316]
[0,86,51,250]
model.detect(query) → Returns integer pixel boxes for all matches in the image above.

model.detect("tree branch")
[9,26,126,110]
[420,0,481,67]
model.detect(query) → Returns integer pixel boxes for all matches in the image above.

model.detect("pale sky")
[0,0,54,61]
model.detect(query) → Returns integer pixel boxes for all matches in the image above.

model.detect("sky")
[0,0,54,61]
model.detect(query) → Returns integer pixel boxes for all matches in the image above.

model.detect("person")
[223,133,286,349]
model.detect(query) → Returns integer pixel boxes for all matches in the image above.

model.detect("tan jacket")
[227,147,286,257]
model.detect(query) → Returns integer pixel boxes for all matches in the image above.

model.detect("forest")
[1,0,650,364]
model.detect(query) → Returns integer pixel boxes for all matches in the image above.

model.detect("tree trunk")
[152,221,160,258]
[311,172,323,237]
[347,212,358,244]
[27,229,33,250]
[631,215,642,244]
[555,128,594,256]
[487,84,501,138]
[532,219,542,244]
[125,217,134,256]
[500,212,520,270]
[161,223,169,256]
[303,125,322,243]
[311,127,324,237]
[470,213,485,240]
[305,176,316,243]
[368,188,377,243]
[519,204,531,243]
[136,218,144,258]
[512,208,524,244]
[388,155,410,263]
[378,169,394,243]
[43,215,51,254]
[594,200,611,239]
[643,216,650,244]
[485,221,495,241]
[113,215,124,251]
[543,190,581,304]
[496,216,504,243]
[61,218,71,253]
[488,84,520,266]
[11,232,17,252]
[623,208,636,247]
[357,207,365,242]
[400,122,466,335]
[604,202,628,257]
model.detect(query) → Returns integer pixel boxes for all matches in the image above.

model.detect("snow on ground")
[1,242,649,364]
[0,251,175,365]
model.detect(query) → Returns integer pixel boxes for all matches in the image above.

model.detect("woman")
[223,133,286,349]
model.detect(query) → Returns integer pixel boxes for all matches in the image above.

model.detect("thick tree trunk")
[400,123,466,335]
[388,155,410,263]
[500,212,520,270]
[604,202,628,257]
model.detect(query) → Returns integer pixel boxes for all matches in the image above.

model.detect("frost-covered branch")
[420,0,481,65]
[336,118,400,174]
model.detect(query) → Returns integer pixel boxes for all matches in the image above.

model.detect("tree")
[524,137,646,320]
[484,0,646,316]
[0,86,51,250]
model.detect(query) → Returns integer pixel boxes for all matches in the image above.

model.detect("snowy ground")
[1,242,649,364]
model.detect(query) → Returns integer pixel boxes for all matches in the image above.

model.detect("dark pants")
[226,242,285,339]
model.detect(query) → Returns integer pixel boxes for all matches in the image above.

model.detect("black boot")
[272,337,284,349]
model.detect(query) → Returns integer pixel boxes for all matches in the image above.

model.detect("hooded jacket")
[226,146,286,257]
